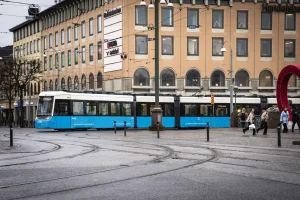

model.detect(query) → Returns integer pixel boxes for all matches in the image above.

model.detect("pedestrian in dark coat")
[292,107,300,132]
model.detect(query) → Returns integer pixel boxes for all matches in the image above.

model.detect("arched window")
[185,69,201,86]
[235,70,249,87]
[160,68,175,86]
[97,72,102,88]
[81,74,86,90]
[68,77,72,90]
[211,70,225,87]
[134,68,150,86]
[55,78,58,90]
[44,81,47,91]
[49,80,53,91]
[74,76,79,90]
[38,82,40,94]
[89,73,94,90]
[31,83,33,95]
[259,70,273,87]
[61,78,65,90]
[34,83,37,95]
[288,74,297,87]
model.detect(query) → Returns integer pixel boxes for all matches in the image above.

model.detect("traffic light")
[211,93,214,105]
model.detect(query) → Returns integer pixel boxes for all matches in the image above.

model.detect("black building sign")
[262,4,300,12]
[104,8,122,18]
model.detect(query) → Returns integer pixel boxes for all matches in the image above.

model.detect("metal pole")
[235,92,236,110]
[157,121,160,138]
[28,84,31,127]
[230,46,233,114]
[124,121,126,136]
[9,124,13,147]
[206,122,209,142]
[278,122,281,147]
[114,121,116,134]
[154,0,159,108]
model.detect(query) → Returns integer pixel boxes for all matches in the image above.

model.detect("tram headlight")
[45,116,51,120]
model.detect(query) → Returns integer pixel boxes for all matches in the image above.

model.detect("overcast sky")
[0,0,55,47]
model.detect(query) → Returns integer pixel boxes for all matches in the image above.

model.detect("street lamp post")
[221,42,233,115]
[140,0,173,131]
[43,48,61,90]
[234,86,238,111]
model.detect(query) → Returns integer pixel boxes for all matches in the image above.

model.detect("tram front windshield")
[37,96,54,117]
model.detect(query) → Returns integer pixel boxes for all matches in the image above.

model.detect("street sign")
[211,93,214,105]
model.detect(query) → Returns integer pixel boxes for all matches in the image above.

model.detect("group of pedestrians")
[239,106,300,134]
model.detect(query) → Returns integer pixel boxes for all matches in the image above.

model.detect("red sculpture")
[276,65,300,121]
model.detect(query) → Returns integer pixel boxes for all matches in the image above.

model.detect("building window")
[33,40,36,53]
[237,11,248,29]
[67,77,72,90]
[162,7,173,26]
[61,51,65,67]
[134,68,150,86]
[135,6,147,25]
[97,15,102,33]
[97,72,102,88]
[81,21,85,38]
[61,29,64,44]
[44,81,48,91]
[284,39,295,57]
[259,70,273,87]
[236,38,248,57]
[212,38,223,56]
[67,27,71,43]
[261,39,272,57]
[89,44,94,62]
[135,35,148,54]
[74,24,78,41]
[55,31,58,46]
[187,37,199,56]
[49,34,53,48]
[89,73,94,90]
[49,80,53,91]
[61,78,65,90]
[212,10,224,29]
[211,70,225,87]
[30,41,32,54]
[162,36,173,55]
[160,68,175,86]
[82,74,86,90]
[74,76,79,90]
[235,70,249,87]
[82,46,86,63]
[261,12,272,30]
[68,50,71,66]
[285,13,295,31]
[37,39,40,52]
[49,55,53,70]
[288,74,297,87]
[55,79,58,90]
[55,53,59,69]
[89,18,93,36]
[44,57,47,71]
[187,9,199,27]
[74,48,78,65]
[186,69,200,87]
[97,41,102,60]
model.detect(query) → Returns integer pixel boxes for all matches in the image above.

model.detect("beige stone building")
[10,0,300,103]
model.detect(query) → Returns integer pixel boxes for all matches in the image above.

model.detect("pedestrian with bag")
[257,108,268,135]
[242,108,256,135]
[238,108,248,128]
[280,107,289,133]
[292,107,300,132]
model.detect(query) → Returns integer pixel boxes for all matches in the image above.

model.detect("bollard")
[157,121,160,138]
[124,121,126,136]
[277,122,281,147]
[9,124,13,147]
[114,121,116,134]
[206,122,209,142]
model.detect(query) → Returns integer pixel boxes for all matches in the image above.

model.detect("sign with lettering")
[107,40,118,48]
[104,8,122,18]
[106,48,119,56]
[262,4,300,12]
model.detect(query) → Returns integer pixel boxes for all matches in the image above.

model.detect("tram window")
[73,101,84,115]
[164,104,174,116]
[111,103,121,116]
[215,104,229,116]
[98,103,108,115]
[200,105,213,116]
[184,105,199,116]
[140,104,148,116]
[54,100,69,116]
[86,102,96,116]
[122,103,132,116]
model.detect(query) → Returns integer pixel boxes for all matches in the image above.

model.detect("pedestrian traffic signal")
[211,93,214,105]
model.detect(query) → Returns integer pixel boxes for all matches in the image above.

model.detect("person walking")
[238,108,248,128]
[242,108,256,135]
[257,108,268,135]
[292,107,300,132]
[280,107,289,133]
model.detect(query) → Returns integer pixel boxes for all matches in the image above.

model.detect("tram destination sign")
[262,4,300,12]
